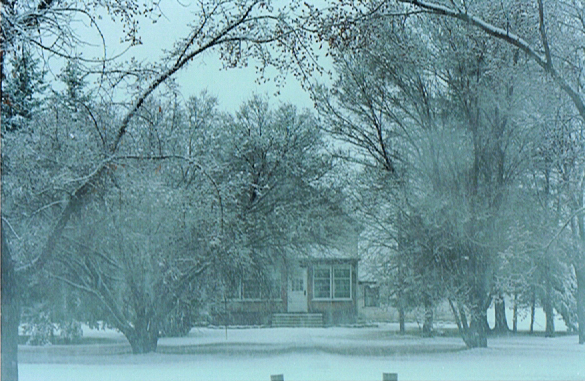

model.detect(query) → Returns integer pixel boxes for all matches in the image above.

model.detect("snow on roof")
[296,244,358,261]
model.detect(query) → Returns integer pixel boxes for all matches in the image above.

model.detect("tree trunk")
[459,306,468,331]
[422,302,434,337]
[544,305,555,337]
[512,293,518,334]
[462,306,488,348]
[398,306,406,335]
[2,226,20,381]
[575,263,585,344]
[530,288,536,334]
[126,325,159,354]
[448,299,469,342]
[544,272,555,338]
[450,298,488,348]
[461,282,489,348]
[492,295,510,334]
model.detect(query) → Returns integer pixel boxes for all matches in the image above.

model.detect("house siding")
[216,300,285,326]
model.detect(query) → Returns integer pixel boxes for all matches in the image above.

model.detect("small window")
[364,285,379,307]
[291,277,304,292]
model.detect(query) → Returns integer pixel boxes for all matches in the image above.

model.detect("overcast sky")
[74,1,329,112]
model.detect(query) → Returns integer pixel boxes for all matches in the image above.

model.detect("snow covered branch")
[396,0,585,121]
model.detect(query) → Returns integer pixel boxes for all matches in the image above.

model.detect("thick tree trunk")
[575,264,585,344]
[460,281,490,348]
[449,298,488,348]
[463,306,488,348]
[492,296,510,334]
[2,227,20,381]
[125,308,160,354]
[126,325,159,354]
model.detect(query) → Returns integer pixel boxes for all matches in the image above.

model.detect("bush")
[23,312,54,346]
[59,320,83,344]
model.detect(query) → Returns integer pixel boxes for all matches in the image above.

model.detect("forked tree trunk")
[448,298,488,348]
[1,229,20,381]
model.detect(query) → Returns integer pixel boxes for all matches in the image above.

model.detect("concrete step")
[272,313,323,328]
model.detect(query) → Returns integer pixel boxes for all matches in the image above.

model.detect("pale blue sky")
[76,1,330,112]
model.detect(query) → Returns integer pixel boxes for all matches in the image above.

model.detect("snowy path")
[19,326,584,381]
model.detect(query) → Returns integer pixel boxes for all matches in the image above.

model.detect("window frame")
[312,264,353,301]
[228,271,282,301]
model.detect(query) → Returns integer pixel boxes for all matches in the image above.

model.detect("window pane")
[333,267,351,299]
[242,277,261,299]
[227,277,241,299]
[313,267,331,298]
[292,278,304,292]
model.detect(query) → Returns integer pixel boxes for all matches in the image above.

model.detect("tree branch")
[111,1,261,152]
[397,0,585,121]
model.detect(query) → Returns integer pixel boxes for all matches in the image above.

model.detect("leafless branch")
[397,0,585,122]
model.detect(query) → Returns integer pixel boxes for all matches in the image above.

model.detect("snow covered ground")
[19,323,584,381]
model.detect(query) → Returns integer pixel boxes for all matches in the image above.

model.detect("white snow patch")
[19,326,584,381]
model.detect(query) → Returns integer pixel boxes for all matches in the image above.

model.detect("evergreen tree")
[57,60,90,113]
[2,45,46,132]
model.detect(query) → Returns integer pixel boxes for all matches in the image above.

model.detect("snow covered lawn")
[19,325,584,381]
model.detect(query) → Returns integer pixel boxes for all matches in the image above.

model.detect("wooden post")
[383,373,398,381]
[270,374,284,381]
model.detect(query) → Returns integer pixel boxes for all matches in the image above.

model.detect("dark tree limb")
[396,0,585,121]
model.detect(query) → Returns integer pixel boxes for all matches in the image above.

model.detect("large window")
[313,265,352,300]
[228,271,281,300]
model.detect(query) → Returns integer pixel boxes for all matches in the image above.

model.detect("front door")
[288,267,308,312]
